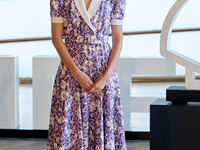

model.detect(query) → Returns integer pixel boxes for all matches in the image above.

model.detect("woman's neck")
[84,0,92,10]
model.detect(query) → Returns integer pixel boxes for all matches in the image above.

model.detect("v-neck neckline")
[84,0,92,11]
[84,0,99,18]
[88,0,102,18]
[75,0,102,33]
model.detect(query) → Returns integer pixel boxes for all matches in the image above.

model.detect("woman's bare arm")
[51,23,93,90]
[104,25,123,79]
[87,25,123,93]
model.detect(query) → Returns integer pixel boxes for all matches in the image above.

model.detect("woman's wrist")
[102,74,108,83]
[103,70,112,82]
[71,67,81,79]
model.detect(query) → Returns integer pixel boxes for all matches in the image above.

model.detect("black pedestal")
[150,99,200,150]
[167,86,200,103]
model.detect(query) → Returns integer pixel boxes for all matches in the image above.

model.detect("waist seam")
[64,35,109,44]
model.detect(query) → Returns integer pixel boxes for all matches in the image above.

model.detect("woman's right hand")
[74,70,94,91]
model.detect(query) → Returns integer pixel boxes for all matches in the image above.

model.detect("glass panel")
[124,0,176,32]
[130,81,185,132]
[124,0,200,32]
[0,40,57,78]
[120,34,160,57]
[2,0,199,132]
[1,0,200,40]
[1,31,199,77]
[0,0,51,40]
[173,0,200,29]
[171,31,200,64]
[130,112,150,132]
[19,84,33,129]
[131,82,185,97]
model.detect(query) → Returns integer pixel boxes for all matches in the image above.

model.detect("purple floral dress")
[47,0,126,149]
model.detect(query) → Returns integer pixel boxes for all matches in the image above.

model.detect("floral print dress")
[47,0,126,149]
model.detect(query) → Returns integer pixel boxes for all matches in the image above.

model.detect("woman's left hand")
[86,75,108,93]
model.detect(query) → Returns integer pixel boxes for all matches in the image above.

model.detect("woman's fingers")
[75,71,94,90]
[87,78,93,85]
[86,82,98,92]
[86,86,96,93]
[84,82,93,90]
[75,71,107,93]
[87,82,103,93]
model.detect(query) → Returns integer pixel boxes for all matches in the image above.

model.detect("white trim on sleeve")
[51,16,64,23]
[111,19,123,25]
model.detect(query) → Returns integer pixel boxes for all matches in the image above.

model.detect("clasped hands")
[75,71,108,93]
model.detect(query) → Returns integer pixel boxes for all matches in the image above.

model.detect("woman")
[47,0,126,149]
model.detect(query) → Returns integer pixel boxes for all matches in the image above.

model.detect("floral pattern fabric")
[47,0,126,149]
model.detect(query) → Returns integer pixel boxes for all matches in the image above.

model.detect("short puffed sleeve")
[110,0,126,25]
[50,0,64,23]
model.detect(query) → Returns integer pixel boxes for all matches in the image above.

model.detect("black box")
[167,86,200,103]
[150,99,200,150]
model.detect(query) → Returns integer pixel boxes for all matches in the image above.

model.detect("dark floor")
[0,139,150,150]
